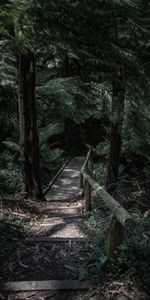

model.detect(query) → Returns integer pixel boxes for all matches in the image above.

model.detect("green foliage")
[37,73,104,124]
[1,142,68,193]
[86,210,150,293]
[93,161,107,185]
[78,267,89,281]
[111,210,150,293]
[40,146,68,188]
[95,142,109,156]
[0,1,150,296]
[123,91,150,156]
[0,215,30,270]
[85,210,150,293]
[39,122,65,148]
[1,0,150,197]
[2,140,20,152]
[0,151,21,195]
[118,164,130,184]
[87,212,108,256]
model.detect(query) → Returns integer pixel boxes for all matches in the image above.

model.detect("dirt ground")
[1,198,148,300]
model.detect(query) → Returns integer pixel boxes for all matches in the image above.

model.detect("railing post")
[105,216,125,259]
[92,171,96,181]
[79,171,84,190]
[85,179,92,211]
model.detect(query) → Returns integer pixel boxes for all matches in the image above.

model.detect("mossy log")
[81,170,135,230]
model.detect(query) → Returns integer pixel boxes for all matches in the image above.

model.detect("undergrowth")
[112,211,150,294]
[0,147,70,196]
[40,146,70,189]
[0,151,21,196]
[0,215,30,272]
[86,210,150,294]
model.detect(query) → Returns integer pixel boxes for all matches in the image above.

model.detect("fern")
[2,140,20,153]
[39,122,65,148]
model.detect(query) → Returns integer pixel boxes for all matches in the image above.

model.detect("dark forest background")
[0,0,150,295]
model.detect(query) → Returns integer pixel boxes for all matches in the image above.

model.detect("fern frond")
[39,122,65,148]
[2,140,20,153]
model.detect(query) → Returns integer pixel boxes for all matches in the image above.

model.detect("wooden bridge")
[1,151,135,296]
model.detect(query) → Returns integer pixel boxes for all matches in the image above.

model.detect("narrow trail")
[46,157,84,202]
[30,157,88,239]
[1,157,147,299]
[2,157,94,300]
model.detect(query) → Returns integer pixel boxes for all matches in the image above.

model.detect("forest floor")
[0,158,149,300]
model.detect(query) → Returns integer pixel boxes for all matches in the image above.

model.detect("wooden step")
[38,212,92,221]
[25,236,88,243]
[1,280,90,291]
[40,205,83,210]
[44,199,79,203]
[39,207,82,215]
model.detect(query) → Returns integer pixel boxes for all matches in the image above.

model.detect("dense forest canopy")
[0,0,150,298]
[1,0,150,196]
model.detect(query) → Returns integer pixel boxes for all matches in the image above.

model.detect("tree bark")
[18,51,45,201]
[106,74,125,195]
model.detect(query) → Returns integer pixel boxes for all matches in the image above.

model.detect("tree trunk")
[106,74,125,195]
[18,51,45,201]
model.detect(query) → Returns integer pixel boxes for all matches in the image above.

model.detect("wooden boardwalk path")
[28,157,88,238]
[2,157,91,298]
[46,157,84,202]
[1,156,137,299]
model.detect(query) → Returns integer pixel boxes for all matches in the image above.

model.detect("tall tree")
[105,0,150,194]
[18,51,45,200]
[0,0,45,200]
[106,72,125,194]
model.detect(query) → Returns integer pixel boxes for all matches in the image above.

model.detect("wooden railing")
[44,159,70,194]
[79,149,135,259]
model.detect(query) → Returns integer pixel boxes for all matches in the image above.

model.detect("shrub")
[0,151,21,196]
[112,210,150,293]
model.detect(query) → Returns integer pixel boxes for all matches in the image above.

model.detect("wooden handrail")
[79,146,91,191]
[44,159,70,195]
[81,146,91,171]
[79,149,135,258]
[81,170,135,230]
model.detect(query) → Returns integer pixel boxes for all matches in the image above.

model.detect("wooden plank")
[0,197,20,202]
[40,205,83,210]
[1,280,90,291]
[42,199,76,203]
[39,224,81,227]
[38,212,92,221]
[81,170,135,230]
[44,159,70,195]
[25,236,88,243]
